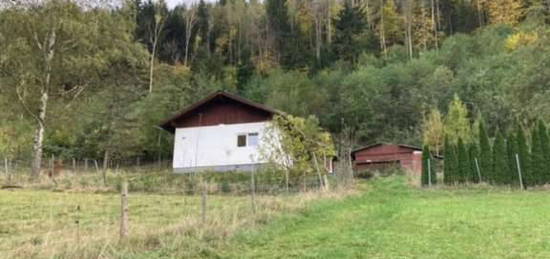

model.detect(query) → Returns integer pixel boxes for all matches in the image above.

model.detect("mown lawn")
[219,177,550,258]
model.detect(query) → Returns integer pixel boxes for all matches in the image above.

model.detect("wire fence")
[0,158,350,258]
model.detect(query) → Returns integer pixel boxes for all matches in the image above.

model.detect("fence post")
[4,158,9,184]
[75,205,81,246]
[120,180,129,240]
[201,176,207,223]
[94,160,100,173]
[72,158,76,174]
[474,158,482,183]
[4,157,8,176]
[50,155,54,173]
[250,170,256,215]
[84,159,88,171]
[427,158,432,187]
[515,154,524,190]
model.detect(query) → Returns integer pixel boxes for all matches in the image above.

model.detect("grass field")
[4,175,550,258]
[217,177,550,258]
[0,180,349,258]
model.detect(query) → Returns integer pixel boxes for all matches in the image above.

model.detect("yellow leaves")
[486,0,525,26]
[445,95,472,144]
[271,114,335,175]
[422,108,444,155]
[505,31,538,51]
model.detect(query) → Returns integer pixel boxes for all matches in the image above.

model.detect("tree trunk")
[31,90,48,178]
[431,0,439,49]
[148,41,157,94]
[380,0,387,58]
[406,1,413,60]
[312,152,325,191]
[315,18,322,62]
[476,0,484,27]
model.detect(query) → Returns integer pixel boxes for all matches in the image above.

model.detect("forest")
[1,0,550,176]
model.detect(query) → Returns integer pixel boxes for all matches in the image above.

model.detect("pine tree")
[468,144,480,183]
[517,127,531,187]
[443,136,456,185]
[421,145,436,186]
[332,0,375,64]
[506,132,518,185]
[457,138,469,184]
[492,130,507,185]
[265,0,294,67]
[479,121,492,182]
[537,120,550,184]
[531,127,546,185]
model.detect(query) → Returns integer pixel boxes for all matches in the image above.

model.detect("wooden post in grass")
[75,205,81,246]
[4,158,9,184]
[250,170,257,214]
[515,154,524,190]
[428,158,432,187]
[72,158,76,174]
[84,159,88,171]
[201,176,207,223]
[50,155,54,173]
[474,158,482,183]
[4,157,8,176]
[94,160,100,173]
[120,180,129,240]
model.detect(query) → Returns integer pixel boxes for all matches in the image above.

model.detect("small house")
[160,91,282,173]
[351,143,423,175]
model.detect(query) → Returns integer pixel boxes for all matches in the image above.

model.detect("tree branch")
[15,80,43,126]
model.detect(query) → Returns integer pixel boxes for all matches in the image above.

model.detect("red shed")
[351,143,423,175]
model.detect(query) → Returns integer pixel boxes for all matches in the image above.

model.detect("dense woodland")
[1,0,550,177]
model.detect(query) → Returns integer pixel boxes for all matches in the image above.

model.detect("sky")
[165,0,215,9]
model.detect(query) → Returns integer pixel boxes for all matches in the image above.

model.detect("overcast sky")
[165,0,215,9]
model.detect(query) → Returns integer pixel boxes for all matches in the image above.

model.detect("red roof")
[351,143,422,156]
[159,91,281,132]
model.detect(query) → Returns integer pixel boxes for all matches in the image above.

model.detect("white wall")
[173,121,276,172]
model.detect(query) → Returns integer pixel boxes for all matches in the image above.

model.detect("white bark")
[184,8,197,67]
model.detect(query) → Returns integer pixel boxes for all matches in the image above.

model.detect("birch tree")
[0,1,146,178]
[183,5,197,66]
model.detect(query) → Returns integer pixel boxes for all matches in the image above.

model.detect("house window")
[248,133,259,146]
[237,133,259,147]
[237,134,247,147]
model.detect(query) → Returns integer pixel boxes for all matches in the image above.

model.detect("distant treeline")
[1,0,550,177]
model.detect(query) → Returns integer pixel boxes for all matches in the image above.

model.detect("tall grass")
[0,170,355,258]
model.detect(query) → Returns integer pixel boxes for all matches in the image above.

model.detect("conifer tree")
[493,130,507,185]
[469,144,480,183]
[531,126,542,185]
[506,132,518,185]
[479,121,492,182]
[421,145,436,186]
[443,136,456,185]
[537,120,550,184]
[332,0,376,64]
[266,0,294,67]
[516,127,531,187]
[457,138,469,184]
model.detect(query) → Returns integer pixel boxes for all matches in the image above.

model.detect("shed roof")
[159,91,281,133]
[351,143,422,155]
